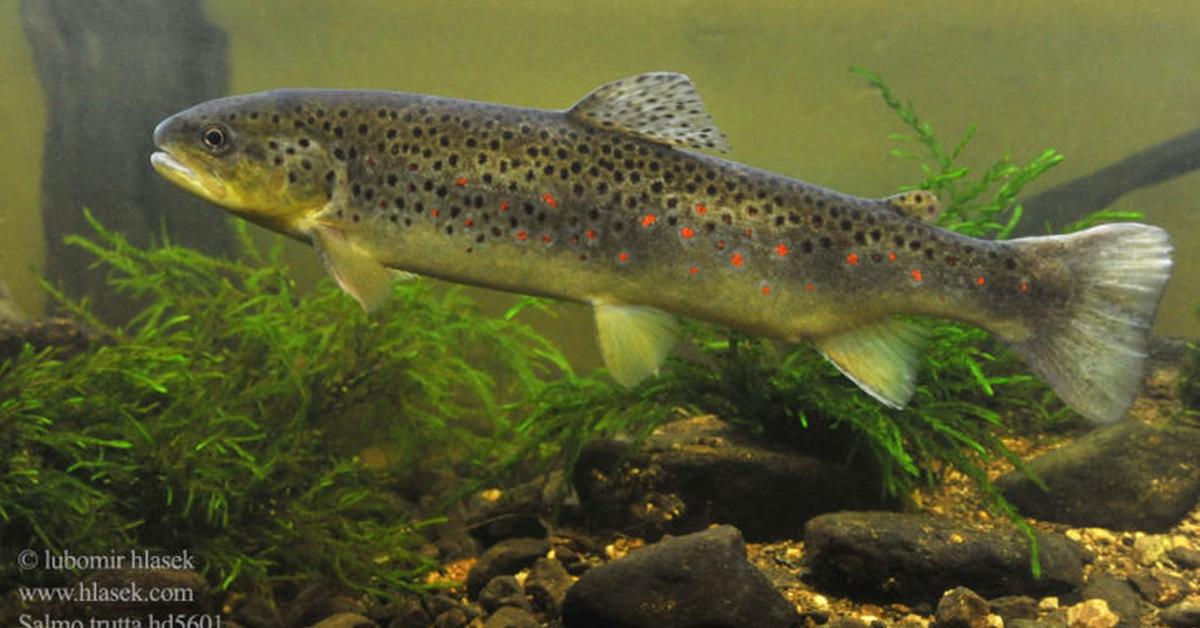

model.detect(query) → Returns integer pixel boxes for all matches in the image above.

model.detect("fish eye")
[200,125,229,152]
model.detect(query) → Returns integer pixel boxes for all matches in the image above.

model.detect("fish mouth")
[150,150,228,201]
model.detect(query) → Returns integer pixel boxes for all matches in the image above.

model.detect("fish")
[150,72,1173,424]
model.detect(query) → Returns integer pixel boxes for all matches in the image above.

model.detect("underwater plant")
[0,213,571,599]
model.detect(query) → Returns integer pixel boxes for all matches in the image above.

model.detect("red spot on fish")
[379,201,387,209]
[517,230,528,241]
[975,275,986,286]
[586,229,597,240]
[887,252,898,262]
[500,201,510,212]
[455,176,468,187]
[542,234,552,243]
[911,269,923,282]
[641,214,657,228]
[618,251,630,263]
[846,253,860,266]
[689,265,699,276]
[680,226,695,239]
[694,203,707,215]
[730,252,745,268]
[716,240,726,251]
[805,282,815,292]
[431,208,440,217]
[744,229,753,237]
[775,243,789,257]
[760,284,771,295]
[464,218,474,227]
[1019,281,1030,294]
[542,193,558,208]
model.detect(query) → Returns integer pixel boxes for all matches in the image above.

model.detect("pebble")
[1064,599,1119,628]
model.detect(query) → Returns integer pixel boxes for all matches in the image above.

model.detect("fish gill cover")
[0,69,1144,598]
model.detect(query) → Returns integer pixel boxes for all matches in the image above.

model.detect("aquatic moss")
[0,213,570,599]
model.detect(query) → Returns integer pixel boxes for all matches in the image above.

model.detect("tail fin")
[1006,223,1172,423]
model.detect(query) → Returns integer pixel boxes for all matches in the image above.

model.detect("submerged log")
[1014,128,1200,235]
[20,0,233,323]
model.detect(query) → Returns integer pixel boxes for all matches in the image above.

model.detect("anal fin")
[311,224,393,312]
[593,302,679,387]
[813,317,927,409]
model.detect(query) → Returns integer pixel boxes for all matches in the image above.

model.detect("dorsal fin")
[883,190,942,222]
[567,72,731,153]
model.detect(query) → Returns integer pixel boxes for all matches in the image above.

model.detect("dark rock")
[1078,572,1144,626]
[997,421,1200,531]
[483,606,541,628]
[466,537,550,598]
[433,608,472,628]
[228,593,283,628]
[284,583,365,627]
[310,613,377,628]
[988,596,1039,625]
[422,593,480,624]
[380,593,432,628]
[1128,569,1190,606]
[804,511,1085,603]
[0,317,101,362]
[478,575,530,614]
[1167,545,1200,569]
[561,525,801,628]
[935,586,990,628]
[465,482,548,547]
[574,415,886,541]
[525,557,572,615]
[552,543,590,575]
[1161,600,1200,628]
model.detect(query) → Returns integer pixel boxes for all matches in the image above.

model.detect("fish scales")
[194,89,1022,338]
[151,73,1173,424]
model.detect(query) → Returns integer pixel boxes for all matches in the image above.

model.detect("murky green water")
[2,0,1197,372]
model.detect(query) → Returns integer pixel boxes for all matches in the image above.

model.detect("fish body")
[151,73,1173,423]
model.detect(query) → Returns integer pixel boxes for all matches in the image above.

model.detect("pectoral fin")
[311,225,393,312]
[814,317,927,409]
[593,302,679,386]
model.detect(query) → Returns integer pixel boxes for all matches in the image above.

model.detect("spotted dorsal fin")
[883,190,942,222]
[567,72,731,153]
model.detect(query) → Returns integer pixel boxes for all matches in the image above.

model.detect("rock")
[1077,572,1143,626]
[997,421,1200,531]
[987,596,1039,625]
[561,525,802,627]
[1065,599,1119,628]
[0,317,99,361]
[1132,533,1173,566]
[465,537,550,598]
[478,575,530,614]
[422,593,479,627]
[228,593,283,628]
[1161,599,1200,628]
[1128,569,1190,606]
[284,583,365,627]
[934,586,990,628]
[310,613,377,628]
[573,415,885,541]
[465,482,548,547]
[524,557,572,614]
[804,512,1085,603]
[483,606,541,628]
[1167,545,1200,569]
[379,593,432,628]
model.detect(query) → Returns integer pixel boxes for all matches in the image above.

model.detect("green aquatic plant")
[0,212,570,599]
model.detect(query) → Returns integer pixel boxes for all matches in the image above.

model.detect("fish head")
[151,92,335,237]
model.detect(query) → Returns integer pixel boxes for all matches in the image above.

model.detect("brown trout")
[150,72,1173,423]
